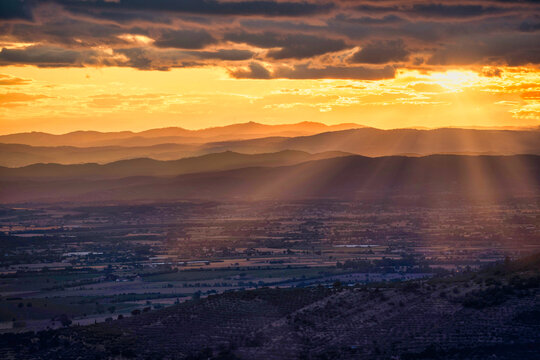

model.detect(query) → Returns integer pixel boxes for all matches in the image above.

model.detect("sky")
[0,0,539,134]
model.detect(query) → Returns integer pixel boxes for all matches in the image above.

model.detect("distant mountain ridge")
[1,126,539,167]
[202,128,540,157]
[0,143,199,167]
[0,121,363,147]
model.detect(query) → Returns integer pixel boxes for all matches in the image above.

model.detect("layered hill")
[203,127,540,157]
[1,126,538,167]
[0,143,199,167]
[1,154,538,204]
[0,150,350,180]
[1,254,538,359]
[0,121,361,147]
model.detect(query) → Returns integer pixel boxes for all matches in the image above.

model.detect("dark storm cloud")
[519,21,540,32]
[224,31,349,59]
[114,48,154,70]
[0,46,93,67]
[409,3,508,18]
[54,0,334,17]
[492,0,540,3]
[115,47,254,70]
[0,0,539,76]
[351,39,409,64]
[354,2,521,19]
[188,49,254,61]
[273,64,396,80]
[427,33,540,66]
[153,29,217,49]
[0,0,33,21]
[0,45,252,70]
[60,7,174,25]
[332,14,405,26]
[323,13,519,43]
[2,19,148,47]
[231,62,396,80]
[353,4,395,15]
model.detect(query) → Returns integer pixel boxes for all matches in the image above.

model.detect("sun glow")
[0,65,539,134]
[117,34,155,46]
[421,70,480,91]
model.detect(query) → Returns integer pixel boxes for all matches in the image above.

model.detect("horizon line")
[1,121,539,137]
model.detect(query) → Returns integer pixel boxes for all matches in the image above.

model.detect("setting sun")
[427,70,480,90]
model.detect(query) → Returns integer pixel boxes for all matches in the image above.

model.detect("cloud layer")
[0,0,538,79]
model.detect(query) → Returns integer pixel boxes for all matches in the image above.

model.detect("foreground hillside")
[1,154,539,204]
[1,255,539,360]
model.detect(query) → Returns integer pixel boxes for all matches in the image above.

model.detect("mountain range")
[1,124,539,167]
[0,121,362,147]
[1,122,539,205]
[0,150,350,180]
[1,154,538,204]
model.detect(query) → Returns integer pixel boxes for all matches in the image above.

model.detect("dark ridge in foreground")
[1,254,539,359]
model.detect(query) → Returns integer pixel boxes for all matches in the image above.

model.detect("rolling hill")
[1,127,538,167]
[0,121,362,147]
[0,150,351,180]
[0,143,201,167]
[201,128,540,157]
[1,154,538,204]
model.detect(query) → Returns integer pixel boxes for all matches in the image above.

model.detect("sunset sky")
[0,0,539,134]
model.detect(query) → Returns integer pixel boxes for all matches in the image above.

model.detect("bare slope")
[1,254,538,359]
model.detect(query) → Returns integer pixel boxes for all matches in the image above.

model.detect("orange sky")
[0,0,539,134]
[0,65,538,134]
